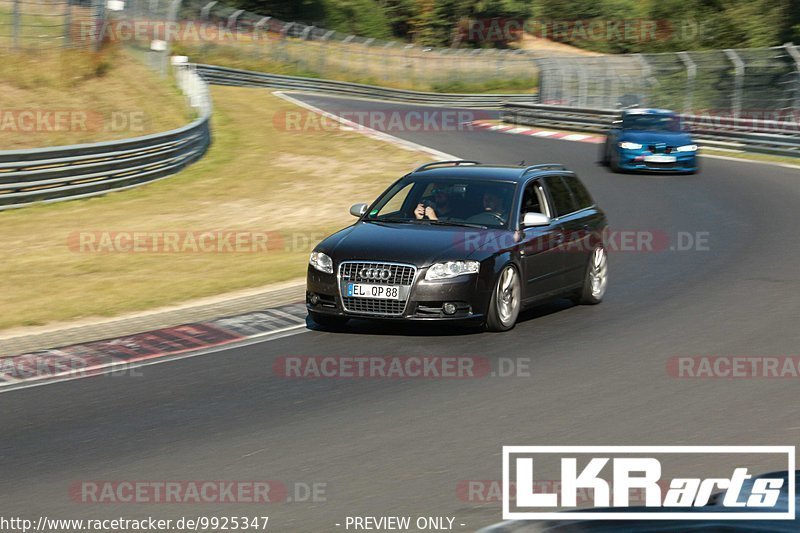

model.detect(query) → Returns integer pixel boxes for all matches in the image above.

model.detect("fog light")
[442,302,457,315]
[310,294,320,305]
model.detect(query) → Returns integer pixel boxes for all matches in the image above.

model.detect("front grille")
[342,297,406,315]
[340,262,415,285]
[647,144,676,154]
[339,261,416,316]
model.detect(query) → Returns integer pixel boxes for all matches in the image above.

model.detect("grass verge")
[0,85,428,330]
[0,46,189,149]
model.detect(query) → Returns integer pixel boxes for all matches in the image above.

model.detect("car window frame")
[561,174,596,211]
[542,173,581,220]
[517,177,553,229]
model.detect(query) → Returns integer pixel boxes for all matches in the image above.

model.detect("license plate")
[347,283,401,300]
[645,155,676,163]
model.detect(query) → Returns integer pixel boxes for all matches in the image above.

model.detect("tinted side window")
[520,181,543,216]
[544,176,578,217]
[562,175,594,209]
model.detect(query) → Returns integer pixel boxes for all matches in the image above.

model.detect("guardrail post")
[254,16,270,34]
[724,49,745,119]
[634,54,654,106]
[12,0,20,50]
[63,0,71,48]
[785,43,800,114]
[678,51,697,113]
[227,9,244,29]
[532,58,550,105]
[93,0,106,52]
[200,1,217,20]
[382,41,395,81]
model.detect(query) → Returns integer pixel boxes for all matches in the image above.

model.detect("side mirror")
[523,212,551,227]
[349,203,368,217]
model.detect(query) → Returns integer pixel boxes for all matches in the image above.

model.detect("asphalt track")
[1,94,800,531]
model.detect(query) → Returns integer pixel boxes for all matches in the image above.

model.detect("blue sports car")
[602,108,699,174]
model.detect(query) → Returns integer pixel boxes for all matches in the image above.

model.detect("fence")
[168,0,541,89]
[534,45,800,118]
[0,0,107,51]
[0,61,211,210]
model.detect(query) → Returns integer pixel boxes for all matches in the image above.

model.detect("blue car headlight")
[618,141,643,150]
[309,251,333,274]
[676,144,698,152]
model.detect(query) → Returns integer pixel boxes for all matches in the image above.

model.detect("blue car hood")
[620,130,693,146]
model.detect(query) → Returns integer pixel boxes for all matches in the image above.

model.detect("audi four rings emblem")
[359,268,391,280]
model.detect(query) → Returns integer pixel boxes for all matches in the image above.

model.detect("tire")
[609,150,622,173]
[485,265,521,332]
[574,246,608,305]
[309,312,349,328]
[600,139,610,166]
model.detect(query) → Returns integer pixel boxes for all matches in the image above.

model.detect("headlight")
[676,144,698,152]
[309,251,333,274]
[618,141,643,150]
[425,260,480,280]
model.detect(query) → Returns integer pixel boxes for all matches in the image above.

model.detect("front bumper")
[306,265,490,323]
[617,149,697,172]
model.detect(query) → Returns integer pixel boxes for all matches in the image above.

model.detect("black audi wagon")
[306,161,608,331]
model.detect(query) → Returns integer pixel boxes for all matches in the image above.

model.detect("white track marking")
[273,92,459,160]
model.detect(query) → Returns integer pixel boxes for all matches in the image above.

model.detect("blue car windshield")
[623,114,682,132]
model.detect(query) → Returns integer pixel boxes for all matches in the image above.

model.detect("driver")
[414,184,453,220]
[481,190,507,221]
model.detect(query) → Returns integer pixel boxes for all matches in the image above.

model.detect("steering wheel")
[466,211,506,225]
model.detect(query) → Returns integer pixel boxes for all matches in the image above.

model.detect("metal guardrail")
[195,64,538,108]
[501,103,800,158]
[0,63,211,211]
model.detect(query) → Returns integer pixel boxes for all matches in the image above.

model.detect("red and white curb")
[472,120,605,144]
[0,303,308,393]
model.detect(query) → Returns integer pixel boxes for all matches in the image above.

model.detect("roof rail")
[413,160,481,173]
[520,164,567,176]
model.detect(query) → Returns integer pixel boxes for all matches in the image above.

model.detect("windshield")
[623,113,682,132]
[365,177,517,229]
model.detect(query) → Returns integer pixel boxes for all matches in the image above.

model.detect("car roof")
[408,163,570,183]
[623,108,677,116]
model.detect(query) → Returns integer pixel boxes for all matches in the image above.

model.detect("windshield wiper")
[364,217,420,224]
[426,220,488,229]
